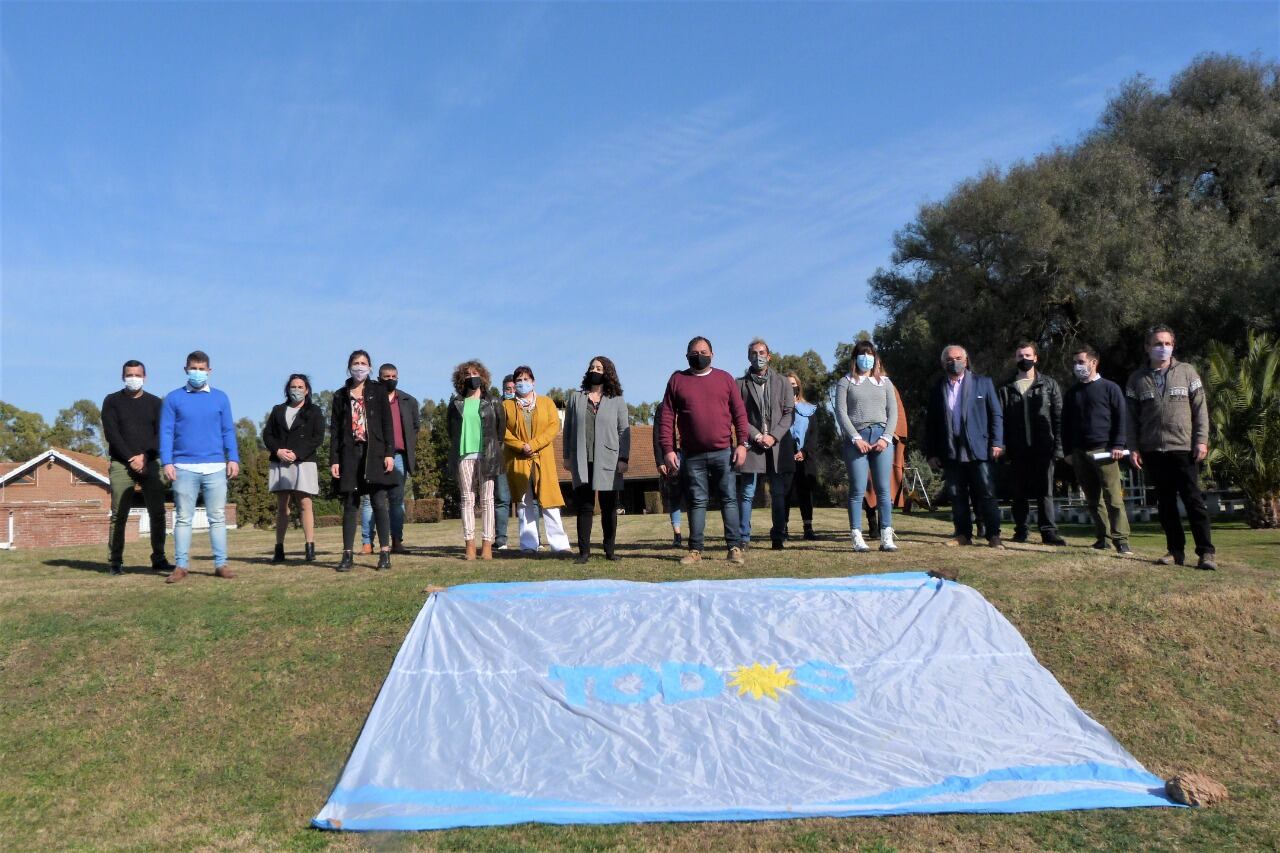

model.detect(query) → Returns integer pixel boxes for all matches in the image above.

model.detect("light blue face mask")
[502,392,515,400]
[186,369,208,388]
[856,354,876,373]
[515,381,534,396]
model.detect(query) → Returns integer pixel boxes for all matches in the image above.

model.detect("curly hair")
[581,355,623,397]
[450,360,491,396]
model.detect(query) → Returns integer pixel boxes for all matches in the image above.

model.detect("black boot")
[272,543,286,564]
[304,542,316,562]
[337,550,354,572]
[803,523,817,541]
[376,549,392,570]
[575,550,591,565]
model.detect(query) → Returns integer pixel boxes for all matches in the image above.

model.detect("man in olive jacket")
[1125,325,1216,570]
[998,341,1066,546]
[735,338,796,550]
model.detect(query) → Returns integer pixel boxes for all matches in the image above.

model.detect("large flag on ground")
[313,572,1177,831]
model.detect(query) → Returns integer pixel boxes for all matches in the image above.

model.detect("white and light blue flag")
[314,572,1176,830]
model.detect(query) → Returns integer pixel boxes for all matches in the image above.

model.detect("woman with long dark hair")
[563,356,630,563]
[263,373,326,563]
[330,350,397,571]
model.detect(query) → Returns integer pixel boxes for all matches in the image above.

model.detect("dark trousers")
[683,448,742,552]
[108,459,168,564]
[944,460,1001,540]
[388,452,406,542]
[494,471,511,546]
[1009,454,1058,537]
[573,473,618,556]
[785,458,815,528]
[343,485,390,550]
[1144,450,1214,556]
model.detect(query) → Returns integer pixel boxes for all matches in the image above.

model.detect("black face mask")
[687,353,711,371]
[382,378,398,393]
[466,376,485,391]
[585,371,605,386]
[1017,358,1036,372]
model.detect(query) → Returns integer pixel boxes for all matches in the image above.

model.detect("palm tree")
[1205,331,1280,529]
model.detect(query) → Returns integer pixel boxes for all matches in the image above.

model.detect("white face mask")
[123,376,145,392]
[349,365,370,382]
[1073,364,1092,380]
[1150,344,1173,363]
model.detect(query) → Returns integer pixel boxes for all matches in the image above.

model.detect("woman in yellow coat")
[503,365,572,554]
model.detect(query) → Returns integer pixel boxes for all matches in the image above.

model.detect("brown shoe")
[727,546,745,565]
[360,543,373,555]
[944,536,972,547]
[164,567,188,584]
[1196,554,1218,571]
[464,539,477,561]
[391,540,408,555]
[1156,552,1185,566]
[215,565,236,579]
[679,550,703,566]
[480,541,493,560]
[987,535,1005,550]
[928,567,960,582]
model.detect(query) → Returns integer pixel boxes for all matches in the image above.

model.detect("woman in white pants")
[502,365,571,554]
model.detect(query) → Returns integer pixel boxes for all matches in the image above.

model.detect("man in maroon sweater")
[659,336,750,566]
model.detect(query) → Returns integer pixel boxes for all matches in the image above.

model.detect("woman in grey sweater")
[836,341,899,552]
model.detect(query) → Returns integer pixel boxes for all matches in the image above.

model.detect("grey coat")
[563,391,630,491]
[736,370,796,474]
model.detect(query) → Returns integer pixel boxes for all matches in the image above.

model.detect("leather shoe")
[1156,552,1185,566]
[987,535,1006,550]
[391,540,408,555]
[304,542,316,562]
[214,565,236,579]
[1115,542,1132,555]
[376,550,392,570]
[164,568,188,584]
[1196,554,1217,571]
[1042,533,1067,546]
[336,551,354,572]
[271,544,286,564]
[944,536,972,547]
[1010,531,1029,543]
[151,556,175,572]
[1091,539,1108,550]
[109,562,124,576]
[360,543,373,555]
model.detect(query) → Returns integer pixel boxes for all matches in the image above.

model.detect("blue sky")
[2,1,1276,426]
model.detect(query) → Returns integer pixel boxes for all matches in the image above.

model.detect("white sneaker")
[880,527,898,552]
[851,530,870,552]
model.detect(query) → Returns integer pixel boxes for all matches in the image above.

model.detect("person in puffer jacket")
[1125,324,1216,571]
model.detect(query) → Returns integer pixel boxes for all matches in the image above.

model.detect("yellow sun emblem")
[727,662,796,701]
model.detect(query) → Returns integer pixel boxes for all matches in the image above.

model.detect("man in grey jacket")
[735,338,796,550]
[1126,325,1216,570]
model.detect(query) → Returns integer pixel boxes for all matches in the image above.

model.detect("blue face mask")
[515,381,534,396]
[856,354,875,373]
[502,391,515,400]
[186,369,208,388]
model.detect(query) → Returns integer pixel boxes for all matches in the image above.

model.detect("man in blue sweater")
[1062,345,1131,554]
[159,351,240,582]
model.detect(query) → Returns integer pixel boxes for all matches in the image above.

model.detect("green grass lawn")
[2,508,1277,851]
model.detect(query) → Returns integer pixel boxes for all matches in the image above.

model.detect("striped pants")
[458,457,495,543]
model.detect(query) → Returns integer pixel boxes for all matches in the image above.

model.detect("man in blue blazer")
[925,344,1006,548]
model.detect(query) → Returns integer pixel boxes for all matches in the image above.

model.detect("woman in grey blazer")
[563,356,630,563]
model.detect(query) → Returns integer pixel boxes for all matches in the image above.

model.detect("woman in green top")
[447,360,506,560]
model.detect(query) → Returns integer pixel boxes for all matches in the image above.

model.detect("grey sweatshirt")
[836,374,898,439]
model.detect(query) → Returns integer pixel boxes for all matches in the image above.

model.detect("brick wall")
[0,501,239,551]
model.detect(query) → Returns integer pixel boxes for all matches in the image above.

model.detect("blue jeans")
[172,467,228,568]
[843,439,893,531]
[736,471,792,544]
[360,494,373,545]
[388,452,406,541]
[494,471,511,546]
[683,449,741,552]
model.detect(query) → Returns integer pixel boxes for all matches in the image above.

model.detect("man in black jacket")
[998,342,1066,545]
[101,359,172,575]
[378,363,421,554]
[1063,345,1132,554]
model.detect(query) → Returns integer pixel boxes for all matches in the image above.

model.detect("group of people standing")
[101,323,1217,581]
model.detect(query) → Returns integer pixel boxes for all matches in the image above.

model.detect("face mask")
[1017,358,1036,372]
[749,353,768,372]
[502,391,515,400]
[1073,364,1092,380]
[945,359,965,376]
[186,369,208,388]
[856,354,876,373]
[382,378,398,393]
[349,365,370,382]
[585,371,605,386]
[515,380,534,396]
[288,389,307,404]
[466,376,485,391]
[123,376,145,392]
[1150,344,1173,363]
[687,353,712,371]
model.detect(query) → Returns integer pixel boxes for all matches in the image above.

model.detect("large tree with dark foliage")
[869,53,1280,425]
